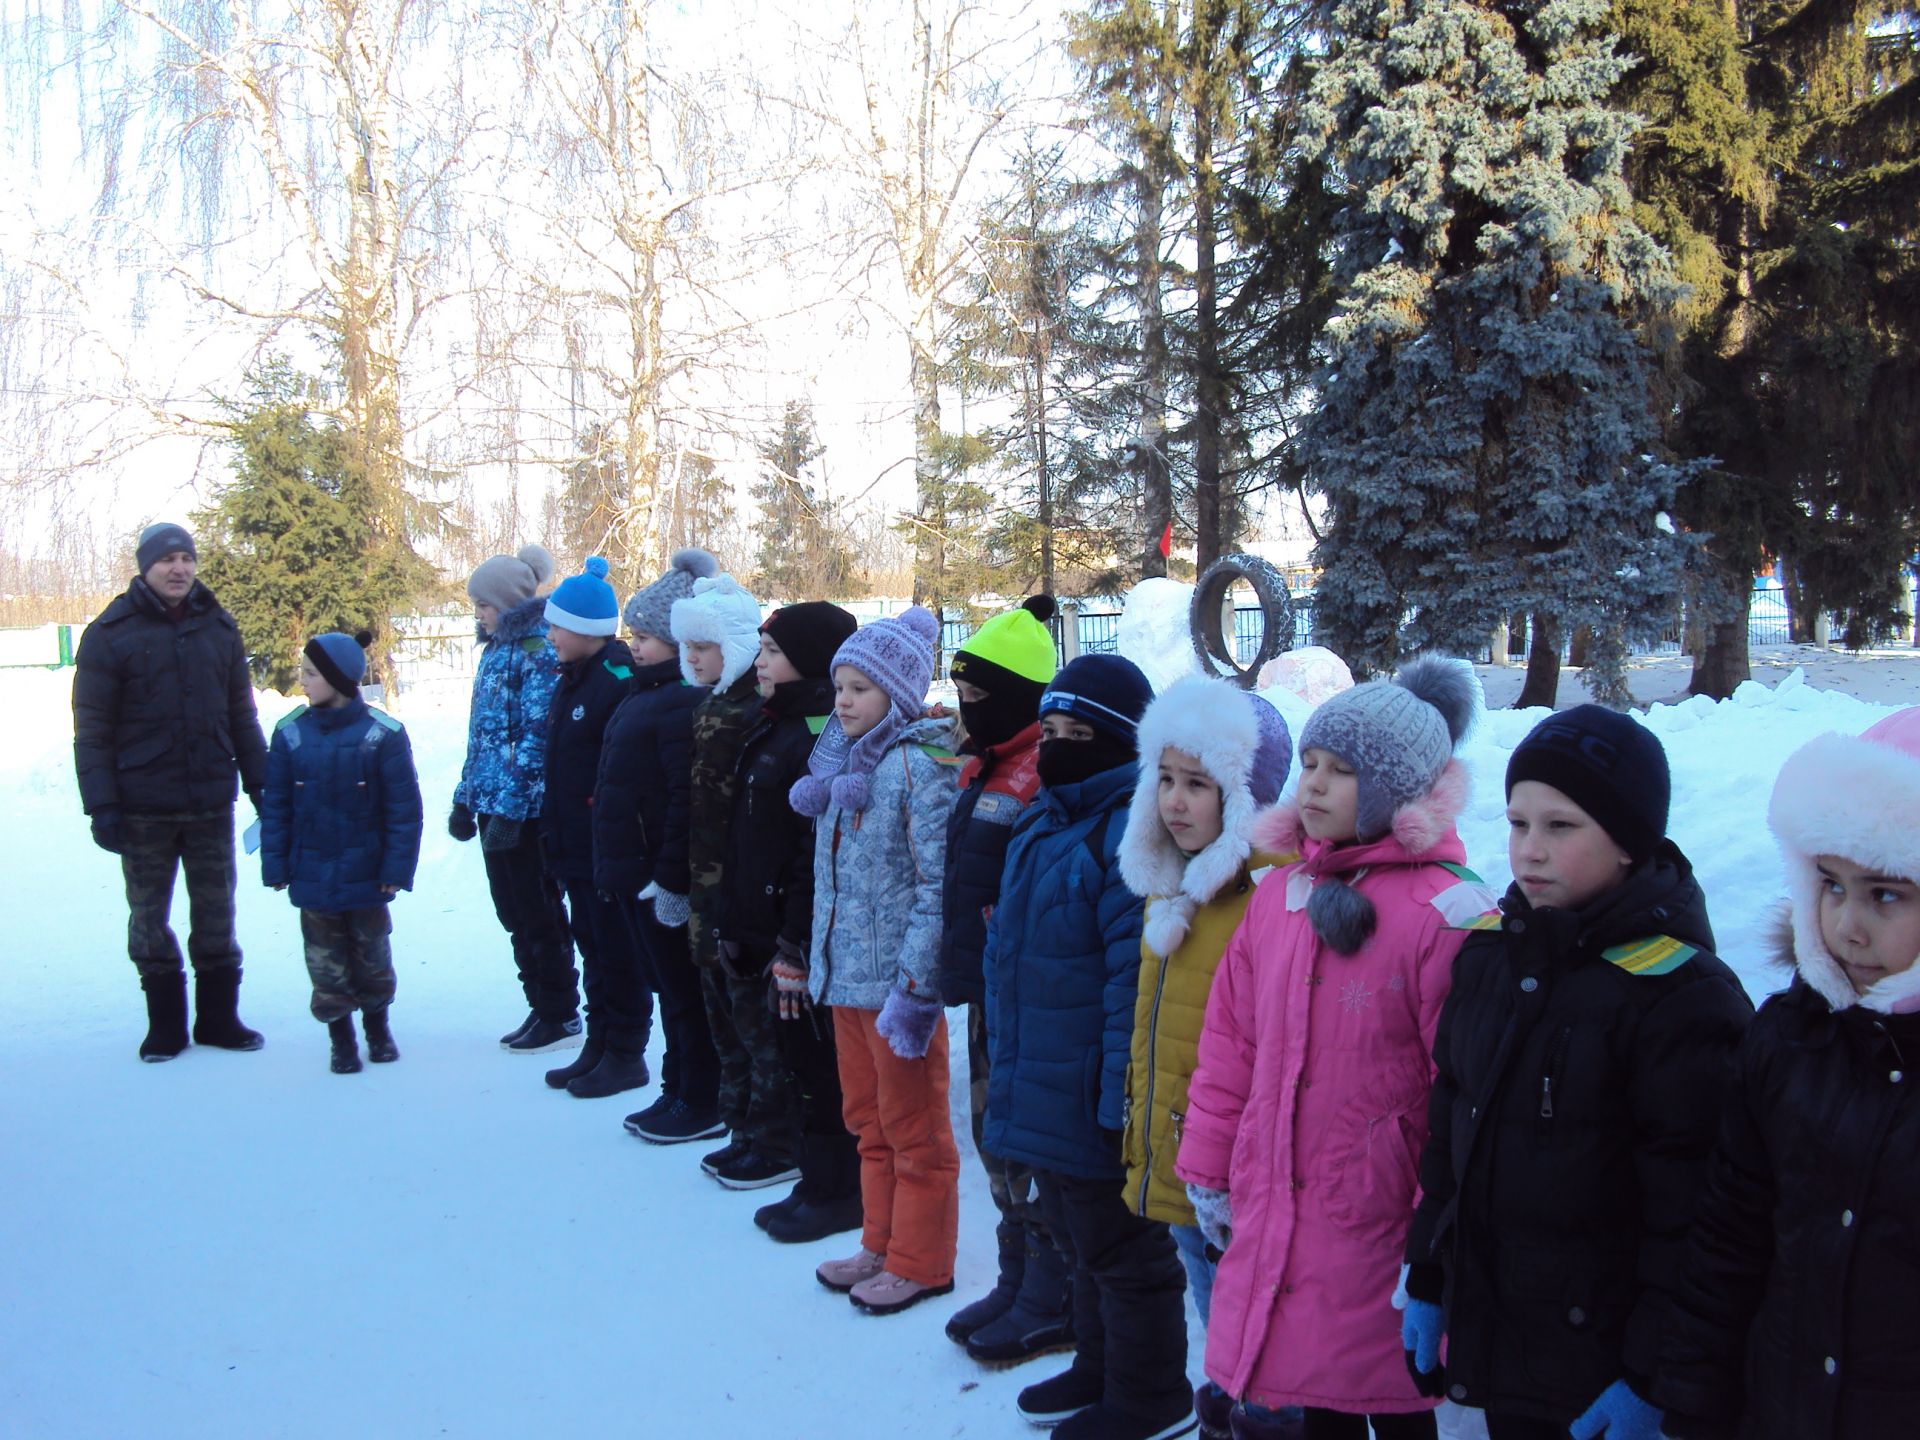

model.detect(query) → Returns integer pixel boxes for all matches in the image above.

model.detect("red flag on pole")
[1158,521,1173,559]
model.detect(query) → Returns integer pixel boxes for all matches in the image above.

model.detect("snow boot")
[138,971,189,1062]
[712,1146,802,1191]
[753,1183,804,1232]
[1195,1383,1233,1440]
[1056,1398,1197,1440]
[1016,1366,1103,1429]
[362,1006,399,1063]
[566,1040,651,1099]
[328,1016,362,1074]
[624,1095,725,1143]
[506,1015,583,1054]
[947,1220,1027,1344]
[191,966,264,1051]
[815,1247,887,1293]
[545,1030,604,1088]
[1225,1401,1304,1440]
[500,1010,539,1047]
[849,1270,955,1316]
[763,1131,863,1244]
[965,1232,1075,1365]
[702,1135,752,1177]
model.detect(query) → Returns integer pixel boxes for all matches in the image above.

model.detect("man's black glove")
[244,785,263,814]
[448,802,478,842]
[90,807,124,855]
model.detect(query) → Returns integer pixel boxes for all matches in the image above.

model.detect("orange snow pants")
[833,1005,961,1286]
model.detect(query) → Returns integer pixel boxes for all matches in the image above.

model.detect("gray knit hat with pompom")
[468,544,556,612]
[1298,655,1480,842]
[623,548,720,641]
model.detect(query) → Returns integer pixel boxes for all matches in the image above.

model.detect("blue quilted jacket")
[982,763,1145,1180]
[261,699,423,913]
[453,596,560,821]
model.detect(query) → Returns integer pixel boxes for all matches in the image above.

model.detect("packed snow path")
[2,661,1911,1436]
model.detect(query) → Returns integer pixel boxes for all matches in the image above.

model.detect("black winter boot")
[965,1231,1076,1365]
[566,1039,652,1099]
[191,967,264,1051]
[139,972,190,1062]
[328,1016,362,1074]
[544,1030,605,1089]
[946,1219,1027,1344]
[763,1130,863,1244]
[362,1006,399,1063]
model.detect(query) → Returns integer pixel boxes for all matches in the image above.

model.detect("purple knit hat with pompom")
[789,605,940,816]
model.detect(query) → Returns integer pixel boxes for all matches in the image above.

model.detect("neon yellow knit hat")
[952,595,1059,688]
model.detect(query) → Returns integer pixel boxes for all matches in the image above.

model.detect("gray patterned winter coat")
[453,596,560,822]
[806,717,958,1010]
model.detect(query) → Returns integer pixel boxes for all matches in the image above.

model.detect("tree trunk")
[1514,610,1562,708]
[1567,624,1592,669]
[1190,2,1223,573]
[1135,20,1174,580]
[1689,569,1753,698]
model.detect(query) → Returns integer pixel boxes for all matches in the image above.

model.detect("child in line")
[452,544,577,1051]
[938,596,1072,1365]
[1655,709,1920,1440]
[792,605,961,1316]
[724,602,865,1243]
[672,573,803,1190]
[1401,705,1753,1440]
[261,631,423,1074]
[533,558,650,1099]
[982,655,1191,1440]
[596,549,724,1143]
[1116,676,1296,1344]
[1177,659,1489,1440]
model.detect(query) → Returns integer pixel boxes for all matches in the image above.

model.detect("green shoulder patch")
[1602,936,1699,976]
[806,714,830,735]
[1438,861,1485,885]
[919,744,963,765]
[519,635,546,655]
[368,707,403,732]
[1451,910,1504,933]
[273,705,310,733]
[602,659,633,681]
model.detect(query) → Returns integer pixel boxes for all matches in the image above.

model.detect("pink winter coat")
[1175,760,1493,1413]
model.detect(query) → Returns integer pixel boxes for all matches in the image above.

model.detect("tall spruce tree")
[195,359,435,692]
[750,401,857,602]
[1300,0,1695,703]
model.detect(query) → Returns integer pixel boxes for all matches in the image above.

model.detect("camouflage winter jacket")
[453,595,560,822]
[687,672,764,970]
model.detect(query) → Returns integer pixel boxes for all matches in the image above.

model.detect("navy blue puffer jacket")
[261,699,423,912]
[982,763,1144,1180]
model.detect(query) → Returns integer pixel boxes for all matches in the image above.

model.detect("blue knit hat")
[545,556,620,637]
[305,630,372,698]
[1039,654,1154,744]
[136,522,196,574]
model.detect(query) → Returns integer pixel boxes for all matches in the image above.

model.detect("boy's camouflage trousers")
[300,906,397,1022]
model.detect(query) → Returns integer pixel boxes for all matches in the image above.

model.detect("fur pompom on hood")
[1119,676,1293,955]
[1768,714,1920,1016]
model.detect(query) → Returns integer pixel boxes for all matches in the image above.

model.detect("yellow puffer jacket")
[1122,849,1290,1224]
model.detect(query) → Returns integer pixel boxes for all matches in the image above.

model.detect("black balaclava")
[1037,731,1135,790]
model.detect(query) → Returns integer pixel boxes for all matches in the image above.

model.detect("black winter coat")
[716,677,831,957]
[538,639,635,880]
[1655,952,1920,1440]
[937,722,1043,1006]
[72,577,268,817]
[1404,843,1753,1424]
[592,658,705,898]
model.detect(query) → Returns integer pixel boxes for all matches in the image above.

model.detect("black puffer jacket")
[716,676,831,957]
[537,639,634,880]
[1404,843,1753,1424]
[592,657,705,898]
[937,723,1043,1006]
[72,577,268,816]
[1656,933,1920,1440]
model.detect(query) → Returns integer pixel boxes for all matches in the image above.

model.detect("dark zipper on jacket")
[1539,1024,1573,1126]
[1134,948,1172,1216]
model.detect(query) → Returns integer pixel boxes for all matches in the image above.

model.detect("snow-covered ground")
[3,647,1915,1437]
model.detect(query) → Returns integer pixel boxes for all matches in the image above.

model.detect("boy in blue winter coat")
[982,654,1193,1440]
[262,631,423,1074]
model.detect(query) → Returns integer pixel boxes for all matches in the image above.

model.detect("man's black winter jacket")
[539,639,634,880]
[1404,843,1753,1425]
[72,577,268,816]
[1656,957,1920,1440]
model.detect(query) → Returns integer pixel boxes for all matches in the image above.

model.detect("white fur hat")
[1768,706,1920,1014]
[1118,676,1293,956]
[670,573,764,691]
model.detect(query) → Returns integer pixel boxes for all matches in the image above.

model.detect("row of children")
[262,538,1918,1440]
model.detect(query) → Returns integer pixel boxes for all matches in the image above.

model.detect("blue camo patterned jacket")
[453,595,560,821]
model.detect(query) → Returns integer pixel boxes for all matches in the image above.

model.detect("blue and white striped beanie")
[1039,654,1154,745]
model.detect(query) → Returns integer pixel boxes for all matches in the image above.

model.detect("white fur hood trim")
[1119,675,1275,954]
[1769,729,1920,1015]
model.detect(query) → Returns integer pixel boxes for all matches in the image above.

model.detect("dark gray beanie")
[136,522,196,574]
[1297,655,1479,840]
[623,548,719,640]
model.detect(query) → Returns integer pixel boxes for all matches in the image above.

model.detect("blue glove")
[1570,1379,1663,1440]
[874,983,943,1059]
[1186,1183,1232,1252]
[1400,1298,1445,1397]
